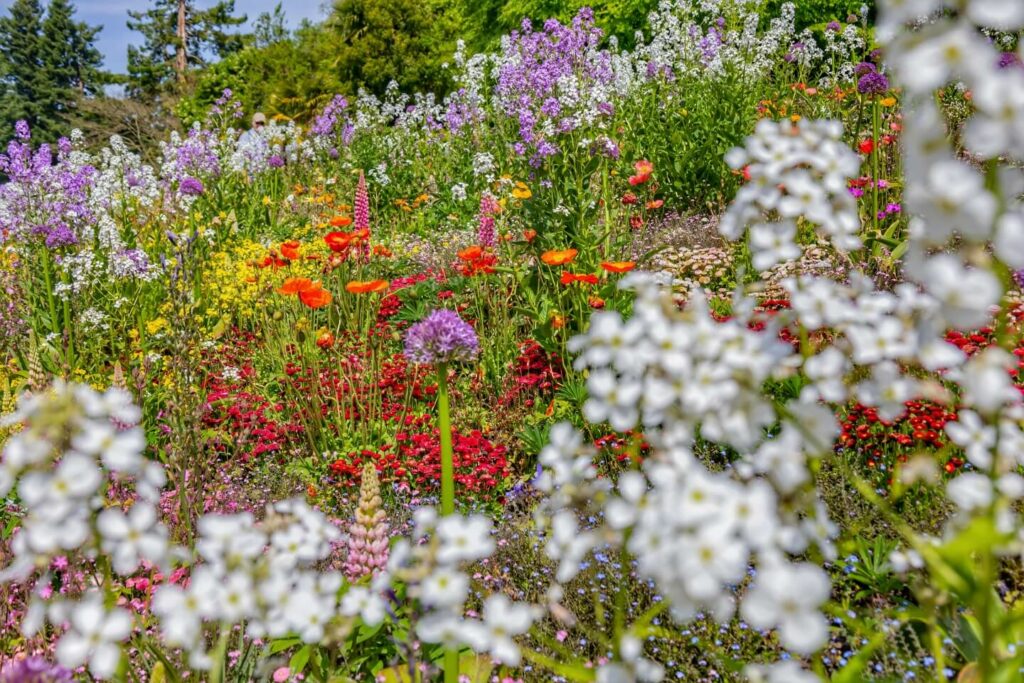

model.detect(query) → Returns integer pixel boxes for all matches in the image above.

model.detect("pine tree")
[126,0,248,97]
[0,0,56,139]
[42,0,104,97]
[0,0,103,141]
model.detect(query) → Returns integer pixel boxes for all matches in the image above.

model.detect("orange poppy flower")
[316,329,335,348]
[324,231,352,252]
[300,285,332,308]
[373,245,393,257]
[560,272,598,285]
[345,279,389,294]
[628,159,653,186]
[280,240,301,260]
[588,296,606,309]
[278,277,315,295]
[330,215,352,227]
[541,248,578,266]
[458,245,484,261]
[601,261,636,274]
[523,229,537,242]
[645,199,664,210]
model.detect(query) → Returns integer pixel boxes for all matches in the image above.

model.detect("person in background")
[238,112,267,148]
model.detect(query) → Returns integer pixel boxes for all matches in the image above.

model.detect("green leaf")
[289,644,312,673]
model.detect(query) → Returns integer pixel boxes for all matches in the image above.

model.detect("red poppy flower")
[278,277,314,295]
[325,231,352,252]
[280,240,300,260]
[560,272,598,285]
[858,139,875,154]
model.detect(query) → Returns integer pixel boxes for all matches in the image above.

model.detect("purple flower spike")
[404,309,479,365]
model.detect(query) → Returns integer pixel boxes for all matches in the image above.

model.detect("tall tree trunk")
[175,0,187,83]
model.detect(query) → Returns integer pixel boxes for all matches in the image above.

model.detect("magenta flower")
[354,170,370,230]
[477,193,499,247]
[404,309,479,365]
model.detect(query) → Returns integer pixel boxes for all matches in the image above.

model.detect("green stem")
[436,362,458,683]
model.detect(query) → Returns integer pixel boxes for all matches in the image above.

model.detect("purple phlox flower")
[179,176,204,196]
[311,95,350,137]
[14,120,30,140]
[404,309,479,364]
[0,656,73,683]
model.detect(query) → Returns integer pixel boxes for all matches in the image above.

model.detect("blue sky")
[0,0,329,74]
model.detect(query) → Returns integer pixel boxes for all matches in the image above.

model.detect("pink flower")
[344,463,390,581]
[273,666,291,682]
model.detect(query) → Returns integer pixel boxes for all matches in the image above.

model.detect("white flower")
[421,566,469,608]
[55,598,132,678]
[97,503,169,575]
[741,562,831,655]
[749,221,800,270]
[462,594,537,665]
[340,586,386,626]
[584,370,642,431]
[946,473,994,511]
[994,211,1024,270]
[436,515,494,564]
[945,410,996,470]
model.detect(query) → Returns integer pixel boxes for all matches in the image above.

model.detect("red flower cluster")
[500,339,564,406]
[330,429,509,499]
[457,245,497,276]
[839,401,961,477]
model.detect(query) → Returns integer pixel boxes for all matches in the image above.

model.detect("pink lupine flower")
[343,462,389,581]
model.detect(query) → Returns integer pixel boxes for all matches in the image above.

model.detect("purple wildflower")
[854,62,876,76]
[267,154,285,168]
[1014,269,1024,289]
[826,20,841,32]
[179,177,205,196]
[311,95,349,138]
[404,309,479,365]
[0,657,73,683]
[14,120,30,140]
[858,71,890,95]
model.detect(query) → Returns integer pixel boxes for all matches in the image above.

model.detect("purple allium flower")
[404,309,479,364]
[0,656,73,683]
[855,61,876,76]
[857,71,890,95]
[267,154,285,168]
[354,171,370,230]
[179,176,204,196]
[826,20,841,32]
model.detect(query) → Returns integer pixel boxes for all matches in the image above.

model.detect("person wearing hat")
[238,112,268,148]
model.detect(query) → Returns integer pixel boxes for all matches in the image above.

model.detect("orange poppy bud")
[300,285,332,308]
[540,248,578,266]
[278,277,315,295]
[600,261,636,273]
[345,279,389,294]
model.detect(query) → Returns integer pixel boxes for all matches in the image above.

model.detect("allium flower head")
[404,309,479,365]
[857,71,890,95]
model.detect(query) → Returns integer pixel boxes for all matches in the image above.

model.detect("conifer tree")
[126,0,248,97]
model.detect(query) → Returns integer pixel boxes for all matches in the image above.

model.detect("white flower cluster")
[153,498,342,667]
[0,382,165,677]
[720,118,863,267]
[342,508,540,667]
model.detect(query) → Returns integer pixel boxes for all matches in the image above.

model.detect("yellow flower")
[880,97,897,107]
[511,182,532,200]
[262,196,273,206]
[790,114,802,122]
[146,318,169,335]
